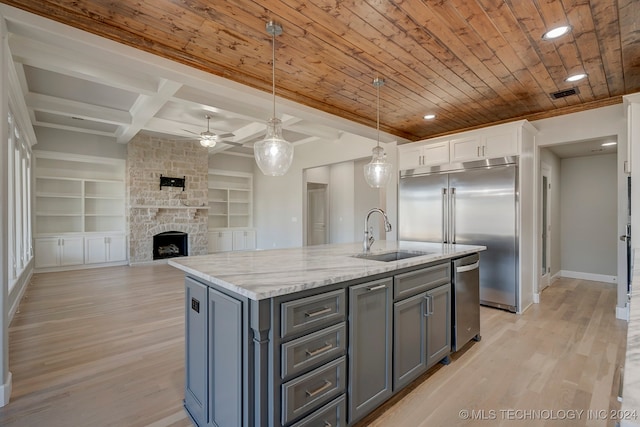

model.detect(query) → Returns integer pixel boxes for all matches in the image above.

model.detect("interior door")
[307,184,328,246]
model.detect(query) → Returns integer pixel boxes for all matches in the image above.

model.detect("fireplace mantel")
[131,205,209,220]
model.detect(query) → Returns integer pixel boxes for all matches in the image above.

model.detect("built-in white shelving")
[208,169,256,252]
[208,170,253,229]
[34,151,128,270]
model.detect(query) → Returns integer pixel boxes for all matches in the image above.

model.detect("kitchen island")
[169,241,485,427]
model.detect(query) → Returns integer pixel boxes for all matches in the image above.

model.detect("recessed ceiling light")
[543,25,572,40]
[601,142,617,147]
[566,73,587,82]
[423,114,436,120]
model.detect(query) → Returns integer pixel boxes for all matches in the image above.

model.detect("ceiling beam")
[32,121,115,137]
[9,35,159,95]
[116,79,183,143]
[25,92,131,125]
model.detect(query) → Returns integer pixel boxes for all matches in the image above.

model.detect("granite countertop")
[168,241,486,300]
[622,252,640,426]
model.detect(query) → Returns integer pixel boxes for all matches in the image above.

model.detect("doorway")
[307,183,329,246]
[536,136,621,305]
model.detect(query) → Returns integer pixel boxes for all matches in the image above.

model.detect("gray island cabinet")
[169,241,485,427]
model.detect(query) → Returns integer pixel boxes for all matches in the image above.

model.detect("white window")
[6,109,33,290]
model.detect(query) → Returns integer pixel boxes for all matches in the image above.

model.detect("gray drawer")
[394,263,450,300]
[282,323,347,380]
[281,290,346,339]
[282,356,346,425]
[290,394,347,427]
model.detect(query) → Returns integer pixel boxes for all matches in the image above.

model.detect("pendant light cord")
[272,32,276,118]
[376,79,380,148]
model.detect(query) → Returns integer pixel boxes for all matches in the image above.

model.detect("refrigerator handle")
[451,187,456,244]
[442,188,448,243]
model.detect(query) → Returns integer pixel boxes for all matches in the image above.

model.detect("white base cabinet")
[208,231,233,253]
[85,235,127,264]
[232,230,256,251]
[35,233,128,270]
[208,229,256,253]
[34,236,84,268]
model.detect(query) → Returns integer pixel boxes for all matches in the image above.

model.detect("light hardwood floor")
[0,266,628,427]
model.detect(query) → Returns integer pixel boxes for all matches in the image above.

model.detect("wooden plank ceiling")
[3,0,639,142]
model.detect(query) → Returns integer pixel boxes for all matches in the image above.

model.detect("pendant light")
[254,21,294,176]
[364,77,393,188]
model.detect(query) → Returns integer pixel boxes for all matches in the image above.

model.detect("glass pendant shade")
[364,76,392,188]
[255,21,294,176]
[364,145,392,188]
[254,117,293,176]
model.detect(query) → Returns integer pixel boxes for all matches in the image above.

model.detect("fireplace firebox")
[153,231,188,260]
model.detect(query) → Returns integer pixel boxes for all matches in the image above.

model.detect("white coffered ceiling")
[3,5,384,157]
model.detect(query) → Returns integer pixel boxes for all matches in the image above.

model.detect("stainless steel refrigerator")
[399,157,518,312]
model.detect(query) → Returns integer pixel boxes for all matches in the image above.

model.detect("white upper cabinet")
[398,140,449,170]
[398,121,527,172]
[450,128,518,163]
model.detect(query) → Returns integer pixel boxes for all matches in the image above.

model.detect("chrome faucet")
[363,208,392,252]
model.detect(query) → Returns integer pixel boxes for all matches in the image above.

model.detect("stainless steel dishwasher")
[452,253,481,351]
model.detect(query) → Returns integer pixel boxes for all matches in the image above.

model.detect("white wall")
[560,154,618,277]
[353,157,387,243]
[329,162,355,244]
[253,133,397,249]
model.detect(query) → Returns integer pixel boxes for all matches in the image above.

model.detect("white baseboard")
[559,270,617,284]
[34,260,129,274]
[550,272,561,284]
[616,305,629,321]
[128,259,170,267]
[533,293,540,304]
[8,269,32,322]
[0,371,12,407]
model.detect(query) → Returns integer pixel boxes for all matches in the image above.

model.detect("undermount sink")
[351,250,432,262]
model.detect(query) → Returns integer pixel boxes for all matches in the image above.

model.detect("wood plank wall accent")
[2,0,638,141]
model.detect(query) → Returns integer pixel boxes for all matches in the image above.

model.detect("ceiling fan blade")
[216,133,235,139]
[181,129,200,136]
[221,140,245,147]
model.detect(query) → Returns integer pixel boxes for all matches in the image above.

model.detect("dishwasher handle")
[456,261,480,273]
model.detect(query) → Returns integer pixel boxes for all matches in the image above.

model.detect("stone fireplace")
[153,231,188,260]
[127,135,208,264]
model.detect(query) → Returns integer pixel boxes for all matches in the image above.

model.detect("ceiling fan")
[183,115,239,148]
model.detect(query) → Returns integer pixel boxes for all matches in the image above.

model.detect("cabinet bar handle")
[442,188,448,243]
[305,307,332,318]
[305,380,332,398]
[367,284,387,291]
[305,342,333,357]
[424,295,433,317]
[324,422,332,427]
[450,187,456,244]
